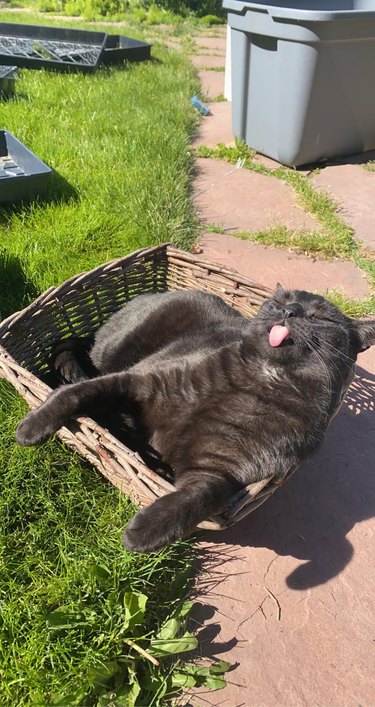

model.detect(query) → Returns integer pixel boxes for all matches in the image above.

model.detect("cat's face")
[253,284,375,371]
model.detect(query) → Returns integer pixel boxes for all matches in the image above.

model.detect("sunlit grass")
[0,12,200,704]
[0,16,200,293]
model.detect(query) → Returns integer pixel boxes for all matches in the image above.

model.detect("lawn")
[0,13,199,302]
[0,13,204,705]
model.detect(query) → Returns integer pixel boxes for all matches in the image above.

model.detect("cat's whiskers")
[302,335,333,404]
[316,337,354,364]
[312,340,347,387]
[307,339,355,420]
[302,326,351,384]
[309,339,351,417]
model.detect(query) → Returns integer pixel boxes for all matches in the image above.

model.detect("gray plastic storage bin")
[224,0,375,166]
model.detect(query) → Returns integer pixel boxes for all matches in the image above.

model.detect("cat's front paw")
[123,505,174,553]
[16,410,56,446]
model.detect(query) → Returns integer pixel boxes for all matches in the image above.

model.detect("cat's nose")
[282,303,304,319]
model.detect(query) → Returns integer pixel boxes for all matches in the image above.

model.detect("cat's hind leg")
[52,336,97,383]
[16,372,135,447]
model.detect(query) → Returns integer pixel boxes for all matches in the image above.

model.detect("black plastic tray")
[0,65,18,96]
[0,23,107,73]
[0,130,52,203]
[103,35,151,65]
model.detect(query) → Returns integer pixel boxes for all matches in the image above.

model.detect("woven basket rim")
[0,243,273,335]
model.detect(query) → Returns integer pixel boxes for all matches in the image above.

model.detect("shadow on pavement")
[199,365,375,590]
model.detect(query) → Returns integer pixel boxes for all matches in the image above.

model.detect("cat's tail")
[52,336,98,384]
[123,472,239,553]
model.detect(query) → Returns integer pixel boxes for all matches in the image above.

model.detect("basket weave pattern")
[0,244,301,530]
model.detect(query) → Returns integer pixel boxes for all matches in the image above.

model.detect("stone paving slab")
[312,164,375,251]
[197,71,225,101]
[190,54,226,69]
[192,102,233,148]
[192,345,375,705]
[193,158,320,234]
[253,153,282,171]
[199,233,370,300]
[193,98,231,142]
[194,36,226,53]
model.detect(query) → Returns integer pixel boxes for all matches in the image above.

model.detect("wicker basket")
[0,244,304,530]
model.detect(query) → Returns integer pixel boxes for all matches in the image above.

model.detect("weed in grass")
[180,33,197,54]
[234,225,348,259]
[211,93,226,102]
[278,169,357,258]
[353,256,375,291]
[197,141,256,164]
[198,64,225,71]
[204,223,225,234]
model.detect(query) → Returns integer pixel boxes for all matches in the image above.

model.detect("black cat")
[16,286,375,553]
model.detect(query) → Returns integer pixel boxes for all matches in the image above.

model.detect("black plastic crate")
[102,35,151,65]
[0,130,52,203]
[0,23,107,73]
[0,65,17,96]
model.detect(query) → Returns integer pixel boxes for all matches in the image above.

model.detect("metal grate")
[0,36,102,66]
[0,25,152,73]
[0,23,107,72]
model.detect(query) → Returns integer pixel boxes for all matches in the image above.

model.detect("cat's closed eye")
[264,300,282,311]
[308,312,339,324]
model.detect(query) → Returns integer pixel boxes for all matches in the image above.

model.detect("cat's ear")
[350,319,375,353]
[275,282,286,299]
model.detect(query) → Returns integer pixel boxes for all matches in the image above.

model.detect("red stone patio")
[185,27,375,707]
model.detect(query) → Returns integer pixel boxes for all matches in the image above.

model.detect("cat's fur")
[16,286,375,553]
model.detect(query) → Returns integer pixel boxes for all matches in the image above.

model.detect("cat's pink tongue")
[269,325,290,347]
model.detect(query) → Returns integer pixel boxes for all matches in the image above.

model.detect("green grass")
[0,385,199,706]
[1,0,225,26]
[235,224,355,261]
[0,22,200,293]
[364,160,375,172]
[211,93,225,102]
[325,291,375,318]
[198,64,224,71]
[0,12,205,704]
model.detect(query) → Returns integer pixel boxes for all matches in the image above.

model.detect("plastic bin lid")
[223,0,375,21]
